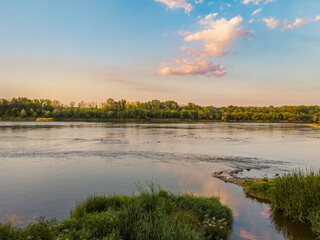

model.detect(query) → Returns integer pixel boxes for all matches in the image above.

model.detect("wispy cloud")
[264,0,276,3]
[178,30,191,36]
[242,0,275,5]
[155,0,193,13]
[158,58,226,77]
[251,8,262,16]
[263,17,280,29]
[242,0,258,4]
[283,16,320,30]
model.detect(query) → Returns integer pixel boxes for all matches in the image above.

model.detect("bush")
[0,223,20,240]
[0,187,233,240]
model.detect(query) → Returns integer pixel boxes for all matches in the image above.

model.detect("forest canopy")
[0,97,320,123]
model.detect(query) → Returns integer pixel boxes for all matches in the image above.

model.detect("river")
[0,121,319,239]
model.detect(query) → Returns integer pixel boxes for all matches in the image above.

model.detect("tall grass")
[0,186,233,240]
[236,170,320,238]
[270,170,320,238]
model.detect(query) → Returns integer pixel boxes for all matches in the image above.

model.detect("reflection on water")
[0,121,319,239]
[270,210,315,240]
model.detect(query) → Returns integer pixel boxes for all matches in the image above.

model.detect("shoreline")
[212,172,272,202]
[213,170,320,239]
[306,123,320,128]
[0,118,316,124]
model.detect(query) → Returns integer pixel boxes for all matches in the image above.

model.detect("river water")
[0,121,319,239]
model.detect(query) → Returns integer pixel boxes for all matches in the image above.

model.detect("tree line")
[0,97,319,123]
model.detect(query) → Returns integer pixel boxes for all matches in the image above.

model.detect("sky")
[0,0,320,106]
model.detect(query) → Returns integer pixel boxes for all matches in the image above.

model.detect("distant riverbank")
[306,123,320,128]
[1,98,320,124]
[0,117,317,124]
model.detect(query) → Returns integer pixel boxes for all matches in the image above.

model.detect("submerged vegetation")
[1,97,320,123]
[0,186,233,240]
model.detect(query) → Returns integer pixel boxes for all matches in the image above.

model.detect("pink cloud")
[242,0,260,4]
[184,14,251,57]
[155,0,193,13]
[158,58,226,77]
[242,0,275,4]
[283,16,320,30]
[283,18,310,29]
[178,30,191,36]
[263,17,280,29]
[251,8,262,16]
[158,13,251,78]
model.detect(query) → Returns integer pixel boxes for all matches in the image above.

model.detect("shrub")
[0,187,233,240]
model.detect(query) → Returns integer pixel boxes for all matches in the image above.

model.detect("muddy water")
[0,122,319,239]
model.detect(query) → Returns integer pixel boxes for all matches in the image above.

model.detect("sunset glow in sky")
[1,0,320,106]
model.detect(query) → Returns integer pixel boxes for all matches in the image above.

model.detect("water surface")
[0,121,319,239]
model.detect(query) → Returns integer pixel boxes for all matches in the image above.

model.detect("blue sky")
[0,0,319,106]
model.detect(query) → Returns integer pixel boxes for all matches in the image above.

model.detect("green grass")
[0,186,233,240]
[240,171,320,238]
[242,177,274,200]
[270,171,320,237]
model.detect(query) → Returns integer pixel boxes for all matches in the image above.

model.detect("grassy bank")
[271,171,320,237]
[233,171,320,238]
[0,186,233,240]
[242,177,274,201]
